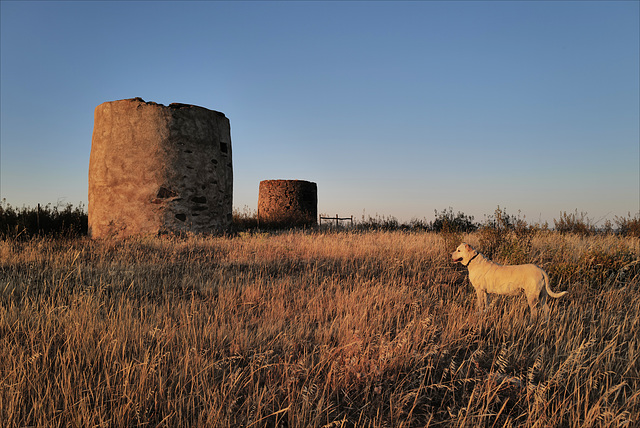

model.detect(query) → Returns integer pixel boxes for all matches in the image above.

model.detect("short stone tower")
[258,180,317,227]
[88,98,233,238]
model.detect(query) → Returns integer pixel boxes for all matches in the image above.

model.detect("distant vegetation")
[2,201,639,238]
[235,205,640,238]
[0,199,87,239]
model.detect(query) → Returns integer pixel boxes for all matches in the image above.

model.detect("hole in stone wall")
[192,206,208,211]
[175,213,187,222]
[220,142,228,154]
[156,187,178,199]
[191,196,207,204]
[211,159,218,165]
[184,150,193,154]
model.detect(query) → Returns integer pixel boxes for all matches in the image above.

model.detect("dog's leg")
[476,289,488,313]
[541,292,550,322]
[527,293,539,319]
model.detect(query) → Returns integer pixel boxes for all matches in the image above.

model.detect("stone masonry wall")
[88,98,233,238]
[258,180,317,227]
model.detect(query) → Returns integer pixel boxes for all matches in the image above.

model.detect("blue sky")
[1,1,638,224]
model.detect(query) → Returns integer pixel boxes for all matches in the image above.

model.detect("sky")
[1,1,639,225]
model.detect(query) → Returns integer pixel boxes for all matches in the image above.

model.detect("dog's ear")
[464,243,471,251]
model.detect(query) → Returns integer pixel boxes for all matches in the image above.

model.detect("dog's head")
[451,242,476,264]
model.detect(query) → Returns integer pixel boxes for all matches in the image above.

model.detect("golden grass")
[1,230,638,427]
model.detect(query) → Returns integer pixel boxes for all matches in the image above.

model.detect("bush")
[554,210,596,235]
[430,207,477,233]
[0,200,87,239]
[232,206,259,231]
[429,208,477,251]
[477,206,534,263]
[355,214,400,231]
[615,212,640,238]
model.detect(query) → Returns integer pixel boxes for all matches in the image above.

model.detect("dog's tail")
[543,270,568,299]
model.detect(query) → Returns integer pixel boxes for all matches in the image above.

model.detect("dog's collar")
[464,252,479,267]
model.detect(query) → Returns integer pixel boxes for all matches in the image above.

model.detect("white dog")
[452,243,567,319]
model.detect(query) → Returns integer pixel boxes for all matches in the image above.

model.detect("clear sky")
[1,1,638,225]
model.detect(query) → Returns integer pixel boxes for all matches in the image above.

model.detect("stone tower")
[258,180,317,227]
[88,98,233,238]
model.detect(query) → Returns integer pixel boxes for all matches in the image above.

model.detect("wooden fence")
[319,214,354,227]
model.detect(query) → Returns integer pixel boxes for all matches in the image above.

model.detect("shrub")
[0,200,87,239]
[430,207,477,233]
[232,206,259,231]
[429,208,476,251]
[356,214,400,231]
[554,210,596,235]
[615,212,640,237]
[476,206,535,262]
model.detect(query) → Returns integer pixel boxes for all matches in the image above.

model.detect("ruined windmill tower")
[88,98,233,238]
[258,180,317,227]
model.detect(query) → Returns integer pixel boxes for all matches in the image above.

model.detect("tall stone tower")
[88,98,233,238]
[258,180,317,227]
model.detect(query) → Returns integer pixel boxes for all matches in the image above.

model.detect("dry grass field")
[1,229,639,427]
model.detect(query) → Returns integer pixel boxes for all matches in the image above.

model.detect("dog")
[451,243,567,319]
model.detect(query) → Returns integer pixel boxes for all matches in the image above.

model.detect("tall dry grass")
[1,230,638,427]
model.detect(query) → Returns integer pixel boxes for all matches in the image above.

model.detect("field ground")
[1,230,639,427]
